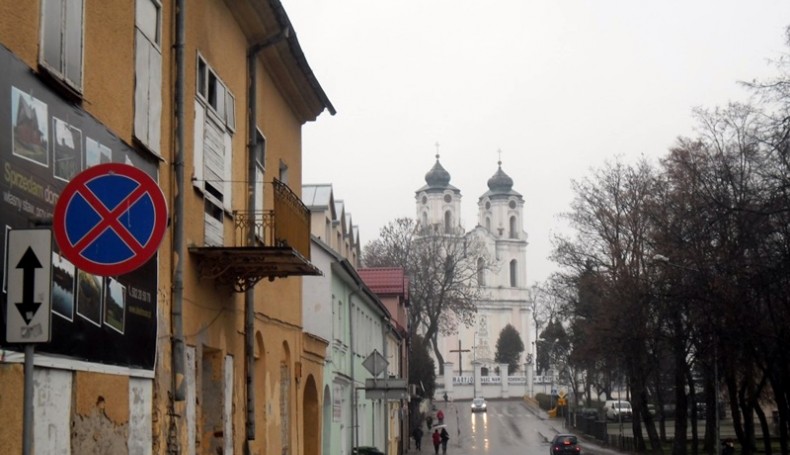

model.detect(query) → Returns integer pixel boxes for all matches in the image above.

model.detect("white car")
[604,400,632,421]
[471,397,487,413]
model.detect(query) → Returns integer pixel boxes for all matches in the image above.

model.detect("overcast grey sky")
[282,1,790,285]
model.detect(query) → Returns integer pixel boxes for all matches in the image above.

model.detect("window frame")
[39,0,85,93]
[195,53,235,132]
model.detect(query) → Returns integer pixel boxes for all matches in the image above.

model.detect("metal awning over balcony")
[189,180,322,292]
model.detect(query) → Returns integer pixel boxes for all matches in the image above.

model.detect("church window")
[485,201,491,210]
[477,257,485,286]
[485,217,491,232]
[422,211,428,228]
[509,216,517,239]
[444,194,452,203]
[509,259,517,287]
[509,200,517,209]
[422,195,427,204]
[444,210,452,233]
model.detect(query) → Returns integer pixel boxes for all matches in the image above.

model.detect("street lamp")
[653,254,720,455]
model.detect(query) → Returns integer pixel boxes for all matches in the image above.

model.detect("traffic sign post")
[5,229,53,455]
[6,229,52,343]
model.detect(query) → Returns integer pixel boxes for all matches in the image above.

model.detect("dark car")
[550,434,581,455]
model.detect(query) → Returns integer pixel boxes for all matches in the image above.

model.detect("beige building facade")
[0,1,334,454]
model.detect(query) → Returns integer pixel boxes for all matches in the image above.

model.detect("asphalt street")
[404,398,624,455]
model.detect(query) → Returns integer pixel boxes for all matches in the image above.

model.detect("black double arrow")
[15,247,43,325]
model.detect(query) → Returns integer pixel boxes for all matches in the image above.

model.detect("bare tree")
[362,218,492,374]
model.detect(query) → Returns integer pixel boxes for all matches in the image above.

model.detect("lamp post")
[653,254,720,455]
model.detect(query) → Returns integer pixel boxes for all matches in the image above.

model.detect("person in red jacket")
[432,429,441,454]
[436,409,444,423]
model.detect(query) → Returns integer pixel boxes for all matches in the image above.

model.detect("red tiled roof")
[358,268,408,295]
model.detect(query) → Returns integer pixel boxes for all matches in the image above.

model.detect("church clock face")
[444,194,452,203]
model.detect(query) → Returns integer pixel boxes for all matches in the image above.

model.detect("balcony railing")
[232,179,311,260]
[189,179,320,292]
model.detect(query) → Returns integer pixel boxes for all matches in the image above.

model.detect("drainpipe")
[382,321,390,454]
[168,0,186,453]
[245,27,290,448]
[171,0,186,403]
[349,285,361,450]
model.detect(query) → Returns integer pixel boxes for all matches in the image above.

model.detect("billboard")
[0,46,159,370]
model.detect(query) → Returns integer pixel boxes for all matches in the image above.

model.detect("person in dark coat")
[412,426,423,450]
[440,427,450,454]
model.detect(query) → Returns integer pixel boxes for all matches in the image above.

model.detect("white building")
[414,155,534,394]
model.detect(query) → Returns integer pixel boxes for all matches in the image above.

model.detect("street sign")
[6,229,52,343]
[362,349,389,377]
[53,163,168,276]
[364,378,408,401]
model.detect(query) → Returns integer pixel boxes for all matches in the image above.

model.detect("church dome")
[486,161,513,193]
[425,155,451,188]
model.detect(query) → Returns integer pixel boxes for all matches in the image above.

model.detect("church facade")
[415,155,534,393]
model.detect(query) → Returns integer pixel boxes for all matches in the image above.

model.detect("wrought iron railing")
[232,179,311,260]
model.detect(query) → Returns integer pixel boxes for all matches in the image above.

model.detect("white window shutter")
[192,101,205,190]
[147,42,162,155]
[223,132,232,212]
[134,29,150,145]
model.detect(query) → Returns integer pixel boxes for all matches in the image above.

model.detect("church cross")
[450,340,471,376]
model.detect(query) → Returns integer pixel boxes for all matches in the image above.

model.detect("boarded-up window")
[134,0,162,154]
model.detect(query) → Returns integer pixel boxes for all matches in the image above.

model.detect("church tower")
[462,159,531,377]
[415,154,463,233]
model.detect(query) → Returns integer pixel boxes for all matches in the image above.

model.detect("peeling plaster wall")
[71,372,130,454]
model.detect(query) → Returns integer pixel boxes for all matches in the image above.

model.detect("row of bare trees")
[548,29,790,455]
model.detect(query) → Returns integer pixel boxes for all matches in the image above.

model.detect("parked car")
[471,397,487,413]
[604,400,633,421]
[549,433,582,454]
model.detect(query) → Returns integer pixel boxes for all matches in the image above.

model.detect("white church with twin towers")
[414,153,535,399]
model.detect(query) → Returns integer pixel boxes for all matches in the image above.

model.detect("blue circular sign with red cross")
[54,163,168,276]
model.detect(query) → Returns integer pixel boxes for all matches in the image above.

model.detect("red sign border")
[53,163,168,276]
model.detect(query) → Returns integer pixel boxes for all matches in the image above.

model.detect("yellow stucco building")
[0,1,334,453]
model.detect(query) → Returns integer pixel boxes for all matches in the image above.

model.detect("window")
[41,0,84,91]
[509,260,517,287]
[485,217,491,232]
[443,194,452,203]
[279,160,289,185]
[134,0,162,154]
[421,212,427,228]
[444,210,452,233]
[196,54,235,131]
[477,257,485,286]
[253,130,266,240]
[509,216,517,239]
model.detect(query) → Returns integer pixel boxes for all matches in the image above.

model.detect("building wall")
[0,0,329,454]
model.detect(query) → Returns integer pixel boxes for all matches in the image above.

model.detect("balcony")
[189,179,322,292]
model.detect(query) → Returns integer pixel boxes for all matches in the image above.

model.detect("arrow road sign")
[6,229,52,343]
[16,247,43,324]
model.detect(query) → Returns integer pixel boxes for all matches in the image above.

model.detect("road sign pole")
[22,344,34,455]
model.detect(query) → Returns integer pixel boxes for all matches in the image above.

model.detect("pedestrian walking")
[440,427,450,454]
[436,409,444,424]
[426,414,433,430]
[412,426,423,451]
[432,429,441,454]
[722,440,735,455]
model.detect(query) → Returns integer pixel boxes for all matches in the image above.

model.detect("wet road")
[411,399,619,455]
